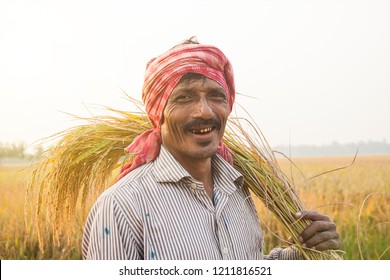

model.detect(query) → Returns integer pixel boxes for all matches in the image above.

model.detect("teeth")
[200,127,212,133]
[191,127,213,134]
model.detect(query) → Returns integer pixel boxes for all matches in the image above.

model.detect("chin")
[189,145,219,160]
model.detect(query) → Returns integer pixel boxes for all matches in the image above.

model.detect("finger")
[309,238,341,251]
[300,221,337,242]
[295,210,331,222]
[303,230,339,249]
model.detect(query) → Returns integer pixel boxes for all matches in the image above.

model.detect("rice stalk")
[26,99,343,259]
[224,117,343,259]
[25,104,151,252]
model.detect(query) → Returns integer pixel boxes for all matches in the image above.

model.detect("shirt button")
[190,183,197,189]
[223,247,229,255]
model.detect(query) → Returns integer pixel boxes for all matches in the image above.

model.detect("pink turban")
[117,43,235,181]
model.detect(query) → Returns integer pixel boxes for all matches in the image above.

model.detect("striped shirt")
[82,145,302,260]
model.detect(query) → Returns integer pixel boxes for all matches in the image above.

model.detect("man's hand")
[294,210,341,251]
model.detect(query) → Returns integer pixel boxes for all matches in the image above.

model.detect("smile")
[189,126,215,134]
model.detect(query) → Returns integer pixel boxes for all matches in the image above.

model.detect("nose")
[192,97,213,119]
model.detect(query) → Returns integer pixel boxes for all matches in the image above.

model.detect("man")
[82,38,340,260]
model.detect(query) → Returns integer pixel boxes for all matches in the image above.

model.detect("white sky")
[0,0,389,148]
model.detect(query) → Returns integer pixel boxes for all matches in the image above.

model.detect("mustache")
[183,119,222,131]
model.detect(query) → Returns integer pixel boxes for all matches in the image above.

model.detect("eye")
[175,93,193,102]
[210,91,227,101]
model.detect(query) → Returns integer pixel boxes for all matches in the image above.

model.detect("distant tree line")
[1,140,389,160]
[0,142,44,160]
[273,140,390,157]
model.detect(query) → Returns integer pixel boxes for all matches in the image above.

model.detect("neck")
[184,158,214,200]
[183,158,213,185]
[166,148,214,199]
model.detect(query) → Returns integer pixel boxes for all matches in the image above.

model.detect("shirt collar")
[153,145,192,183]
[154,145,243,194]
[212,153,244,194]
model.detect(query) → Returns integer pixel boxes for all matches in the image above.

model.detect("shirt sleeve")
[264,247,304,260]
[82,193,140,260]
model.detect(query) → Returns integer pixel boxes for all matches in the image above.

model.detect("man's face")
[161,74,229,163]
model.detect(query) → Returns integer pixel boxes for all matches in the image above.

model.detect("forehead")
[172,74,226,94]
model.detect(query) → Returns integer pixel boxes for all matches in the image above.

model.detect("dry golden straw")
[26,99,343,259]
